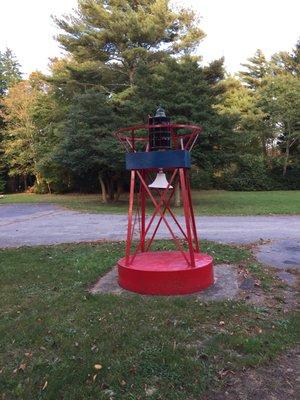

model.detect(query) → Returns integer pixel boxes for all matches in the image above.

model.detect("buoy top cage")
[115,107,202,154]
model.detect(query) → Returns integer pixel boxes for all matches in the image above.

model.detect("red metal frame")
[115,123,202,269]
[115,123,202,153]
[114,122,215,295]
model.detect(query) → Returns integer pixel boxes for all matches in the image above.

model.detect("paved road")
[1,204,299,268]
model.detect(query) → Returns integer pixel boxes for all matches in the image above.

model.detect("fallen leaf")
[130,366,137,374]
[91,344,98,353]
[93,374,97,382]
[94,364,102,370]
[218,369,235,379]
[145,387,157,396]
[42,381,48,390]
[18,363,26,371]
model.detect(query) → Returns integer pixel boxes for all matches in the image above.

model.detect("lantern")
[148,106,171,151]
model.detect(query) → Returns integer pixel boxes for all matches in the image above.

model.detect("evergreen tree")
[54,0,204,86]
[259,74,300,176]
[0,48,22,96]
[214,76,271,156]
[271,39,300,77]
[239,49,270,89]
[120,55,230,188]
[53,90,124,202]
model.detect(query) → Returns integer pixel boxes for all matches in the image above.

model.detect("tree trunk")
[114,181,123,202]
[283,140,290,177]
[98,174,108,203]
[108,180,115,202]
[24,175,28,191]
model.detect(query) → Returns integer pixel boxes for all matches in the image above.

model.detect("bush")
[190,166,215,189]
[268,157,300,190]
[215,155,277,191]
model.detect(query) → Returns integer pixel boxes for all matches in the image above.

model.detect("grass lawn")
[0,240,298,399]
[1,190,300,215]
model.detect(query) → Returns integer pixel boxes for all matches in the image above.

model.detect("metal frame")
[115,123,202,269]
[115,123,201,153]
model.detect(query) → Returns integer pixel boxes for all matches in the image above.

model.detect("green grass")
[1,190,300,215]
[0,241,298,399]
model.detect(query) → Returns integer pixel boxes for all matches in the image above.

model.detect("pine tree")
[239,49,270,89]
[121,55,230,188]
[53,90,124,202]
[0,48,22,96]
[271,39,300,77]
[54,0,204,86]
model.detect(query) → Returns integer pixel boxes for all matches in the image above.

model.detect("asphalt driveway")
[1,203,299,269]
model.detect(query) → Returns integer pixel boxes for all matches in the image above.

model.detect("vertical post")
[140,170,146,251]
[179,168,195,267]
[186,173,200,252]
[125,170,135,265]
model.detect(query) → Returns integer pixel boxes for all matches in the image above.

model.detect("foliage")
[258,73,300,176]
[0,48,22,97]
[0,48,22,190]
[52,90,124,201]
[54,0,205,85]
[1,80,39,182]
[239,49,270,89]
[0,11,299,194]
[221,155,276,191]
[214,44,300,189]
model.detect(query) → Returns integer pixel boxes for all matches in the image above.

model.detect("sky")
[0,0,299,76]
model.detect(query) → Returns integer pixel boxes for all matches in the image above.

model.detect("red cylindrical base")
[118,251,214,295]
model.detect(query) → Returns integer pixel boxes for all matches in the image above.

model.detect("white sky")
[0,0,299,76]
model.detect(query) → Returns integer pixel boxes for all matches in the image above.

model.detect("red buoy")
[114,108,214,295]
[118,251,213,295]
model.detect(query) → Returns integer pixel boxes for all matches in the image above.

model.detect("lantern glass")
[148,107,171,151]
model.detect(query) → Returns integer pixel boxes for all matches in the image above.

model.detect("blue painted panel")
[126,150,191,170]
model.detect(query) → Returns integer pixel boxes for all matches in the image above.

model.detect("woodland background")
[0,0,299,203]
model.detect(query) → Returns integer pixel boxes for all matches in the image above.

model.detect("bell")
[148,169,173,189]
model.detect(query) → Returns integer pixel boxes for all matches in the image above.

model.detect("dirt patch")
[205,347,300,400]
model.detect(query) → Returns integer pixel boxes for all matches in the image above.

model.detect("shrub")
[190,166,215,189]
[215,155,277,191]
